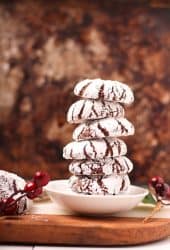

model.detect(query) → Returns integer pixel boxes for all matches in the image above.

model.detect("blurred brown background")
[0,0,169,184]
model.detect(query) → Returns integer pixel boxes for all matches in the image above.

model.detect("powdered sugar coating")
[73,117,135,141]
[69,156,133,176]
[67,99,124,124]
[0,170,27,214]
[69,175,130,195]
[63,138,127,160]
[64,78,135,196]
[74,79,134,104]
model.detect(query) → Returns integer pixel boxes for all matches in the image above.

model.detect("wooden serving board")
[0,214,169,245]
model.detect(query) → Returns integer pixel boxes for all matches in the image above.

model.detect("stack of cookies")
[63,79,135,195]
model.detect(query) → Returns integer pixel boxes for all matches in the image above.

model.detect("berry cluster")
[0,171,50,216]
[149,176,170,205]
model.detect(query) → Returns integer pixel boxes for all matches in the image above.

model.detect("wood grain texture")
[0,214,169,245]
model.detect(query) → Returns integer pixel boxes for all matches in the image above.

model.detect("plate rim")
[45,179,149,199]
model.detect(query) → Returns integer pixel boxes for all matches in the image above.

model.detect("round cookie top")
[0,170,27,214]
[69,156,133,176]
[63,138,127,160]
[67,99,124,124]
[69,174,130,195]
[74,79,134,104]
[73,117,135,141]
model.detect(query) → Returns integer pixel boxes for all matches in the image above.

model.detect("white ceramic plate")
[45,179,148,215]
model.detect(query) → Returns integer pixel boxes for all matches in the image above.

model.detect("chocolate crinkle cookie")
[0,170,28,214]
[63,78,134,195]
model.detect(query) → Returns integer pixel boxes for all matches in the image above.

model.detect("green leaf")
[142,192,157,205]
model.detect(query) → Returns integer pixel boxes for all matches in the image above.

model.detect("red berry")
[149,176,164,188]
[0,199,6,213]
[26,187,43,199]
[33,171,50,187]
[24,181,37,192]
[0,198,18,215]
[155,183,166,197]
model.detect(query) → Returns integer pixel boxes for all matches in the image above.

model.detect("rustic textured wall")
[0,0,169,183]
